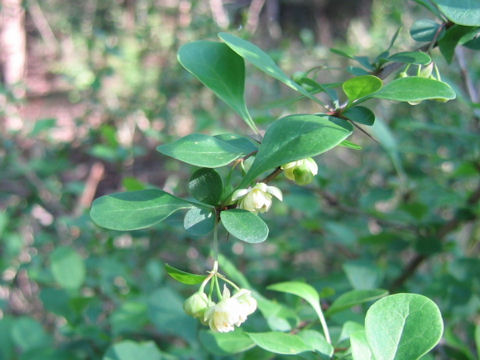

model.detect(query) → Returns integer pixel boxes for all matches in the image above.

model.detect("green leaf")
[199,329,255,355]
[90,189,194,231]
[177,41,257,132]
[184,207,215,236]
[11,317,51,352]
[339,140,362,150]
[103,340,162,360]
[240,115,353,186]
[351,330,373,360]
[50,246,86,290]
[365,293,444,360]
[110,301,148,336]
[218,32,323,105]
[439,25,478,63]
[343,106,375,126]
[326,289,388,316]
[148,287,197,343]
[157,134,248,168]
[343,260,383,290]
[387,51,431,65]
[165,263,207,285]
[247,332,312,355]
[374,77,456,102]
[267,281,323,319]
[475,324,480,359]
[342,75,383,102]
[188,168,223,205]
[220,209,269,243]
[214,133,258,154]
[297,330,334,357]
[432,0,480,26]
[410,19,441,42]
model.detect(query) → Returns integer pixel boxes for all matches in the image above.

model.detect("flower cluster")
[184,285,257,333]
[232,182,283,213]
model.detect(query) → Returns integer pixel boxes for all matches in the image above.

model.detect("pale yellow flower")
[281,158,318,185]
[232,182,283,213]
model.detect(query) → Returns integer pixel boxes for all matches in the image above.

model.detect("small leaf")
[342,75,383,102]
[439,25,478,63]
[178,41,257,132]
[157,134,248,168]
[475,324,480,359]
[240,115,353,186]
[103,340,162,360]
[326,289,388,316]
[220,209,269,243]
[339,140,362,150]
[50,247,86,290]
[218,32,323,105]
[164,263,207,285]
[388,51,431,65]
[247,332,312,355]
[183,207,215,236]
[188,168,223,205]
[267,281,320,313]
[374,77,456,102]
[365,293,444,360]
[90,189,194,231]
[351,330,373,360]
[199,329,255,355]
[410,19,441,42]
[297,330,334,357]
[432,0,480,26]
[343,106,375,126]
[11,317,51,352]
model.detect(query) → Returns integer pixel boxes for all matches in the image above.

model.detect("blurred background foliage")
[0,0,479,359]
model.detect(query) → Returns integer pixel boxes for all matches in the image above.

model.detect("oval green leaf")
[218,32,323,105]
[351,330,373,360]
[220,209,269,243]
[439,25,477,63]
[365,293,444,360]
[183,207,215,236]
[297,330,334,357]
[247,332,312,355]
[342,75,383,102]
[50,246,86,290]
[177,41,256,132]
[326,289,388,316]
[188,168,223,205]
[103,340,162,360]
[267,281,319,310]
[240,115,353,186]
[374,77,456,102]
[157,134,248,168]
[343,106,375,126]
[164,263,207,285]
[90,189,194,231]
[432,0,480,26]
[388,51,431,65]
[199,329,255,355]
[410,19,441,42]
[214,133,258,154]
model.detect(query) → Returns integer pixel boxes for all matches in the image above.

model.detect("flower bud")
[232,182,283,213]
[281,158,318,185]
[183,291,211,320]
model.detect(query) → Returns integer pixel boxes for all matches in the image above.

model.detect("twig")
[455,46,480,128]
[261,167,282,183]
[28,0,59,52]
[246,0,266,34]
[74,162,105,216]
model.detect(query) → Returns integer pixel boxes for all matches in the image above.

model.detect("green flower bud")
[281,158,318,185]
[184,291,211,320]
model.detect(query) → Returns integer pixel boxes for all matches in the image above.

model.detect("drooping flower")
[203,286,257,333]
[183,291,212,321]
[281,158,318,185]
[231,182,283,213]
